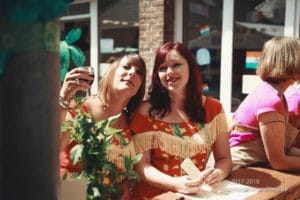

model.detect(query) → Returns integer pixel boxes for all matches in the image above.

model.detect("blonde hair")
[256,36,300,84]
[97,54,146,119]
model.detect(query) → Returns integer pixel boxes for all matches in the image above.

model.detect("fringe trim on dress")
[106,140,136,170]
[133,112,228,158]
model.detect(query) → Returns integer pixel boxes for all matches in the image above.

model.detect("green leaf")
[96,120,109,129]
[92,187,101,198]
[70,144,84,164]
[107,113,122,124]
[60,40,69,53]
[73,96,84,107]
[71,173,81,179]
[60,122,71,132]
[124,156,132,172]
[132,153,143,165]
[65,28,82,45]
[62,172,68,180]
[69,46,86,67]
[103,163,116,171]
[130,170,141,181]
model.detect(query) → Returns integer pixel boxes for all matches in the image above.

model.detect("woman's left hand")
[203,168,222,187]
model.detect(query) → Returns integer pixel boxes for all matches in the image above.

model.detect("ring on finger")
[76,79,80,85]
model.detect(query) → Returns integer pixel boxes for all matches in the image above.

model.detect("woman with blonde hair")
[59,53,147,199]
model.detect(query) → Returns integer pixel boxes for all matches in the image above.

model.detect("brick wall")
[139,0,174,93]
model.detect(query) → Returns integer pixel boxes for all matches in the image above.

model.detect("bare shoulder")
[136,101,151,116]
[83,96,99,110]
[82,96,105,120]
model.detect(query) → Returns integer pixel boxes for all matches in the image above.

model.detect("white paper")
[178,180,259,200]
[180,158,258,199]
[181,157,202,179]
[181,157,214,191]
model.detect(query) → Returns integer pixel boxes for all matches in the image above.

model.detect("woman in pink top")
[285,81,300,149]
[229,36,300,171]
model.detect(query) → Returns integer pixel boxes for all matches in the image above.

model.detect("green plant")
[61,99,141,200]
[60,28,86,81]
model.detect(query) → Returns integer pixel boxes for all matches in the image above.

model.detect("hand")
[202,168,222,187]
[60,67,94,100]
[172,175,203,194]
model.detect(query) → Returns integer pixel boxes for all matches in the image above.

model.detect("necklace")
[97,95,109,111]
[102,104,109,111]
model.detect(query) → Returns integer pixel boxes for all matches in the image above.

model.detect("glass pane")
[99,0,139,68]
[232,0,285,111]
[59,0,140,78]
[183,0,223,100]
[60,2,91,69]
[63,2,90,16]
[60,20,91,67]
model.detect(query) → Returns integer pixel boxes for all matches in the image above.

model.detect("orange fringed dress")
[130,97,228,199]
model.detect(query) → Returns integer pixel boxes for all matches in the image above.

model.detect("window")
[183,0,223,100]
[232,0,285,111]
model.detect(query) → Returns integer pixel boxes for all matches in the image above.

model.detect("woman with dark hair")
[59,53,147,199]
[130,42,232,198]
[229,36,300,171]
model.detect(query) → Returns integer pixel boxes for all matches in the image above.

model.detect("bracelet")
[59,96,70,109]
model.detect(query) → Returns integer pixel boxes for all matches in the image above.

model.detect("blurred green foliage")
[60,28,86,81]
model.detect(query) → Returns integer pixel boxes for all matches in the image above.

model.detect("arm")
[132,103,213,194]
[204,131,232,186]
[135,150,207,194]
[296,133,300,148]
[119,179,131,200]
[60,111,73,151]
[59,68,92,151]
[290,116,300,148]
[259,111,300,171]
